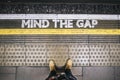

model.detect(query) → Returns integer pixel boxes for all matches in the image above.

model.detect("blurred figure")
[46,58,77,80]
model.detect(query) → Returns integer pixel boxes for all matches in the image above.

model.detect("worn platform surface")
[0,66,120,80]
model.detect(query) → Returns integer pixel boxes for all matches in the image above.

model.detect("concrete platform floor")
[0,66,120,80]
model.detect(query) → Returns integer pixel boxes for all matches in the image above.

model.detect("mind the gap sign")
[0,14,119,35]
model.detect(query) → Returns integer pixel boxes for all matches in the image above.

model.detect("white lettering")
[68,20,73,28]
[60,20,67,28]
[21,20,30,28]
[33,20,41,28]
[52,20,59,28]
[91,20,98,28]
[42,20,49,28]
[84,20,92,28]
[21,19,98,28]
[30,20,34,28]
[76,20,84,28]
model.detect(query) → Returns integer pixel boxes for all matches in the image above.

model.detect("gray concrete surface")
[83,67,114,80]
[0,67,120,80]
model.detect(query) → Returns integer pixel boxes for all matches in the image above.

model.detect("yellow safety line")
[0,29,119,35]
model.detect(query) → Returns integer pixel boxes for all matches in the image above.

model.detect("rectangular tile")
[0,74,15,80]
[0,67,16,74]
[16,67,49,80]
[83,67,114,80]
